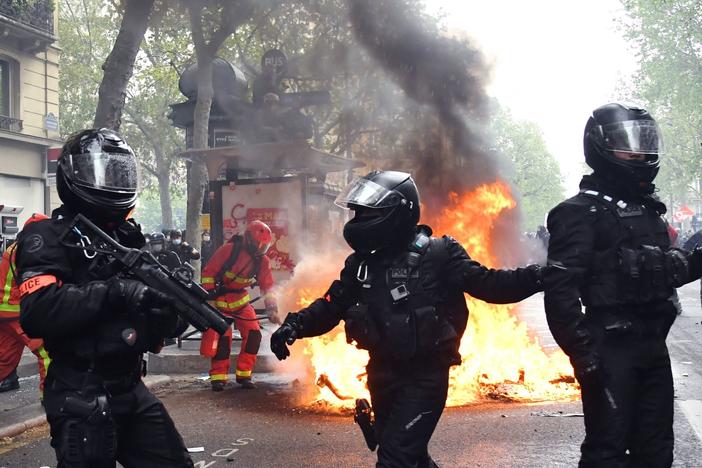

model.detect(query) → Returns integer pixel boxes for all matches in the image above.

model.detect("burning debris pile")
[271,0,579,412]
[276,182,579,411]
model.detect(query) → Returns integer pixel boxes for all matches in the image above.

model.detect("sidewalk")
[0,325,279,439]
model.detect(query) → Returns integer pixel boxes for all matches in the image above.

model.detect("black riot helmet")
[335,170,420,254]
[57,128,139,222]
[150,232,166,253]
[584,103,663,191]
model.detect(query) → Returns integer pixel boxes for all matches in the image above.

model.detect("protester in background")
[201,230,214,269]
[169,229,200,266]
[544,103,702,467]
[0,214,51,395]
[201,221,278,390]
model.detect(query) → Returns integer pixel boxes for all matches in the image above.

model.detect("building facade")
[0,0,60,251]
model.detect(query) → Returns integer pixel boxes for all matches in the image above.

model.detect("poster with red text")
[221,178,304,280]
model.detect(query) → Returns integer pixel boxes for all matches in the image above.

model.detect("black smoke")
[348,0,524,264]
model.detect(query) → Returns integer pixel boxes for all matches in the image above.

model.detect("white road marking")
[677,400,702,442]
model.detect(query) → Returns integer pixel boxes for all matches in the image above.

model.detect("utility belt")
[583,245,687,307]
[48,357,144,395]
[585,306,674,339]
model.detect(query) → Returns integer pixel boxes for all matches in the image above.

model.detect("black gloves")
[572,354,604,389]
[270,313,303,360]
[109,278,172,314]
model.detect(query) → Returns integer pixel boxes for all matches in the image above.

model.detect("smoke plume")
[347,0,524,263]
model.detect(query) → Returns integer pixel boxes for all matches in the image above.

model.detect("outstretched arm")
[443,236,543,303]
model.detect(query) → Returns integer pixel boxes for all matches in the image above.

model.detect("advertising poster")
[221,178,304,280]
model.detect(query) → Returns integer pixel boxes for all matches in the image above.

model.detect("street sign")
[44,113,58,132]
[261,49,287,76]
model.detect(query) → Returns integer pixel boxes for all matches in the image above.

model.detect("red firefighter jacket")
[0,245,20,319]
[201,239,276,314]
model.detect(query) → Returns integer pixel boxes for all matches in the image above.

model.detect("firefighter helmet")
[244,220,273,256]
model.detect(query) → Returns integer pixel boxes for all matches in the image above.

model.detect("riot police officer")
[170,229,200,265]
[14,129,193,467]
[271,170,544,468]
[544,103,702,468]
[151,231,182,271]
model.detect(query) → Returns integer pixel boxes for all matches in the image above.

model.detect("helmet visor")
[597,120,663,155]
[67,152,138,191]
[334,177,404,210]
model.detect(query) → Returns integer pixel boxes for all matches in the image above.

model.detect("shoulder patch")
[25,234,44,253]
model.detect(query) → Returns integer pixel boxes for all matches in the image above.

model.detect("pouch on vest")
[344,304,381,350]
[383,303,416,360]
[618,245,673,303]
[414,305,458,350]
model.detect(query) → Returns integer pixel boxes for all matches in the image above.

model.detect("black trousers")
[367,363,449,468]
[579,315,674,468]
[43,366,193,468]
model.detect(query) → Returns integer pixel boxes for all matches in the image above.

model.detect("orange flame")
[279,181,578,409]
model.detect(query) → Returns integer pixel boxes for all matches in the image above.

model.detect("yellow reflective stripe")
[235,369,252,377]
[37,346,51,373]
[215,294,251,310]
[210,374,228,381]
[224,272,253,285]
[201,277,215,284]
[1,258,14,308]
[0,304,20,312]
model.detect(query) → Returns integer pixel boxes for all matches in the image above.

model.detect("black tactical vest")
[578,190,682,307]
[344,232,460,363]
[48,215,153,369]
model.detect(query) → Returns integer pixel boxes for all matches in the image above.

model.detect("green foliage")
[60,0,188,228]
[59,0,560,234]
[487,102,565,230]
[620,0,702,206]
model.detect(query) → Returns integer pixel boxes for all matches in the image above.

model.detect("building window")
[0,57,21,132]
[0,59,10,117]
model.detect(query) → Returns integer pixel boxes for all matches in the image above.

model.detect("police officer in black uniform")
[544,103,702,468]
[15,129,193,467]
[270,170,544,468]
[151,232,182,271]
[169,229,200,266]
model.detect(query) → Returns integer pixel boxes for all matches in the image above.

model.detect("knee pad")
[244,330,262,355]
[214,334,231,361]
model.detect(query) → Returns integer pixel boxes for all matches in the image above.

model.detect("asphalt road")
[3,284,702,467]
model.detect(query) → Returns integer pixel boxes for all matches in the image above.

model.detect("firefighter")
[544,103,702,467]
[169,229,200,265]
[151,232,181,271]
[201,220,278,390]
[0,213,51,394]
[270,170,544,468]
[14,128,193,467]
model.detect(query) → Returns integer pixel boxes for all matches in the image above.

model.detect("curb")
[0,413,46,439]
[0,375,173,440]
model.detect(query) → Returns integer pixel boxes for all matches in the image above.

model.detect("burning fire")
[280,181,578,409]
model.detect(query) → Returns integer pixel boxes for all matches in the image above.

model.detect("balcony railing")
[0,0,54,36]
[0,114,23,132]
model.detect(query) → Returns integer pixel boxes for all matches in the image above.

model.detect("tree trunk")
[185,60,215,276]
[156,156,173,230]
[93,0,155,130]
